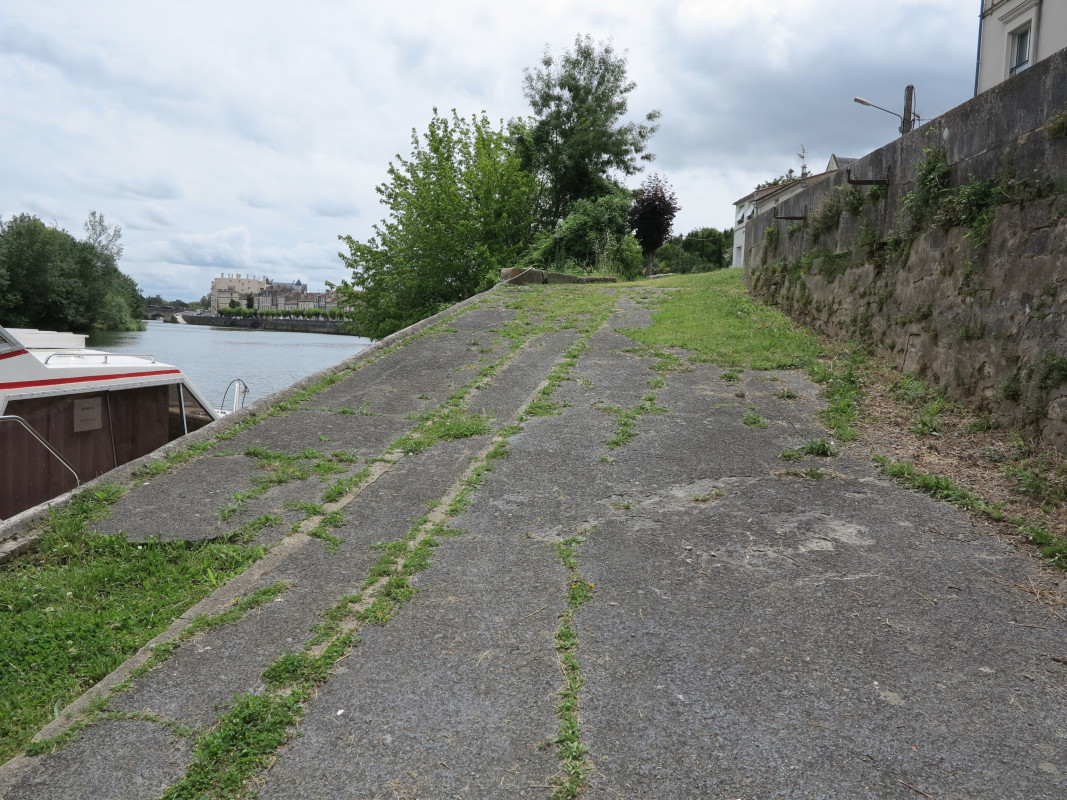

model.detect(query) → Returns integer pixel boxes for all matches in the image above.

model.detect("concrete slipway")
[0,284,1063,800]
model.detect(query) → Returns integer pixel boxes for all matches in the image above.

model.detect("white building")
[976,0,1067,94]
[731,158,849,269]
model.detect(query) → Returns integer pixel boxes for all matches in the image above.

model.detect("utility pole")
[901,85,915,134]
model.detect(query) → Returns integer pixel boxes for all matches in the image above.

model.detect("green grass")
[620,271,824,369]
[742,412,769,429]
[550,535,596,799]
[0,488,265,761]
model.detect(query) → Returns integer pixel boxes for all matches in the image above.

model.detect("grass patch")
[0,487,265,761]
[550,534,595,799]
[809,346,867,441]
[393,412,492,455]
[780,438,837,460]
[620,271,823,370]
[596,394,670,449]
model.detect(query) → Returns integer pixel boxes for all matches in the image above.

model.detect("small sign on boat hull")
[73,397,103,432]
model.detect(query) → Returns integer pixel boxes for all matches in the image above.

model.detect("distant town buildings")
[209,273,339,314]
[976,0,1067,94]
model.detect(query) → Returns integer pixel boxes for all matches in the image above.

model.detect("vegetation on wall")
[748,116,1067,450]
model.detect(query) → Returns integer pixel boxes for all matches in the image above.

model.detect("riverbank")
[1,273,1064,798]
[183,314,352,335]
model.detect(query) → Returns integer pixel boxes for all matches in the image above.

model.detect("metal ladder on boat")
[0,415,82,488]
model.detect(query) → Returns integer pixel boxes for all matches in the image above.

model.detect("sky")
[0,1,980,301]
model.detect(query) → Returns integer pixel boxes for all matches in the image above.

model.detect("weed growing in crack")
[780,439,837,461]
[596,394,670,449]
[742,412,769,429]
[550,534,595,799]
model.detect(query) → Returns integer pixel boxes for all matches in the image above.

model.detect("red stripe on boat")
[0,369,182,390]
[0,349,29,361]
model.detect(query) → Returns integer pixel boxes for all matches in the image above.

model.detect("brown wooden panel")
[0,415,79,519]
[108,385,170,464]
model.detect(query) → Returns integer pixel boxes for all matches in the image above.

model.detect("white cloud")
[0,0,980,298]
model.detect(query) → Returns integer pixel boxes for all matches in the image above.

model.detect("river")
[88,321,372,410]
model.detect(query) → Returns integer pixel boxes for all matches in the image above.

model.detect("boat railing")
[0,415,81,487]
[43,352,158,364]
[219,379,249,415]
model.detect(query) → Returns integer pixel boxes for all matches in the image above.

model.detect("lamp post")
[854,85,918,135]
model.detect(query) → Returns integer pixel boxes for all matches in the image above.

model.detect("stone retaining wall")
[744,47,1067,452]
[182,315,350,335]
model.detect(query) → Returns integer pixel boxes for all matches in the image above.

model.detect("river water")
[87,322,372,410]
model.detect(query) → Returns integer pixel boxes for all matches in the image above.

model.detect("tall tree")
[627,173,680,276]
[336,110,538,339]
[517,34,661,226]
[0,213,144,331]
[83,210,124,261]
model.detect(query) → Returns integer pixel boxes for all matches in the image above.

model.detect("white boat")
[0,324,223,520]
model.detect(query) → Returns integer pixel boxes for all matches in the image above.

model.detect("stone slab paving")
[2,285,1064,800]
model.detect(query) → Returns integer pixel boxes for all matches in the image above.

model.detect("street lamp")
[854,85,919,134]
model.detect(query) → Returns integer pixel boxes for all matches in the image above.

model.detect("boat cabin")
[0,325,218,520]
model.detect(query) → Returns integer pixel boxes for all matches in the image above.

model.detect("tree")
[627,174,680,276]
[657,227,734,274]
[517,34,661,226]
[336,109,538,339]
[754,169,798,191]
[519,187,642,279]
[0,214,144,331]
[83,210,124,261]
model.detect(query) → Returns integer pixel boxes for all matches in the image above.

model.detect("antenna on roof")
[797,144,809,178]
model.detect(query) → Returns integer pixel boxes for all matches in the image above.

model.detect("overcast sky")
[1,1,979,301]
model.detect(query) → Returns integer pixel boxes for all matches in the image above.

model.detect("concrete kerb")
[0,286,503,554]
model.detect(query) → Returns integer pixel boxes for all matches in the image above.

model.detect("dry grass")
[853,361,1066,543]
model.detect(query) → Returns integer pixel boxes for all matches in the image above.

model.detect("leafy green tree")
[83,210,124,261]
[628,174,680,275]
[657,227,734,274]
[754,169,798,191]
[336,109,538,339]
[520,188,641,278]
[0,213,144,331]
[517,34,661,226]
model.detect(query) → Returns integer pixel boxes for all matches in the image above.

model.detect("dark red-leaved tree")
[627,173,680,276]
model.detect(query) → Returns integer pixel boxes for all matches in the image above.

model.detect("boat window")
[0,330,17,355]
[167,384,215,440]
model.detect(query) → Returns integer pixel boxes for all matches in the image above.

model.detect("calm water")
[87,322,372,409]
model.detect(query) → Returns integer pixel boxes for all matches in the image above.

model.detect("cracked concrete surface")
[1,285,1063,800]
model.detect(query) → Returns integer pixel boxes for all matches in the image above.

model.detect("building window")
[1010,25,1031,75]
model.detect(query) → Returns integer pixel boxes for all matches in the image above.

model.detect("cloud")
[310,201,360,219]
[155,226,254,269]
[0,0,982,297]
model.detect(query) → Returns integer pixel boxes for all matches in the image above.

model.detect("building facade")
[976,0,1067,94]
[209,274,269,314]
[210,275,338,314]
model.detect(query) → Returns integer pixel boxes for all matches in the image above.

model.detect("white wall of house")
[976,0,1067,94]
[731,197,755,269]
